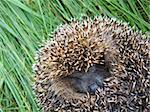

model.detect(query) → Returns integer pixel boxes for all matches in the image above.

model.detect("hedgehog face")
[62,64,110,94]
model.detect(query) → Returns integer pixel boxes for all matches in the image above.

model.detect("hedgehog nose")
[88,83,99,94]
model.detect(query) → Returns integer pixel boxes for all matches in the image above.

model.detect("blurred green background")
[0,0,149,112]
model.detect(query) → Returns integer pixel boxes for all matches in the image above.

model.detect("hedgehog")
[33,17,150,112]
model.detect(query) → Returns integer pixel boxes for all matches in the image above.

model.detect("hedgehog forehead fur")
[33,16,150,112]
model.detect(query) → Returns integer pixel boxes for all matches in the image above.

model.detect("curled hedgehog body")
[33,17,150,112]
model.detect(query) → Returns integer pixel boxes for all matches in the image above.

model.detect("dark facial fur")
[63,64,110,94]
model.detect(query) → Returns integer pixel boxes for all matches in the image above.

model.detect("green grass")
[0,0,149,111]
